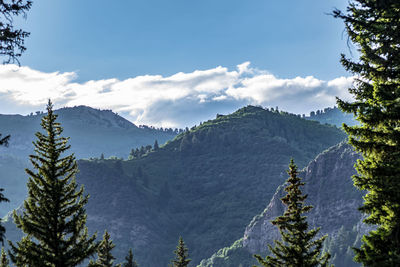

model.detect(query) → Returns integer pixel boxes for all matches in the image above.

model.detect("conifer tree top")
[170,236,191,267]
[254,159,331,267]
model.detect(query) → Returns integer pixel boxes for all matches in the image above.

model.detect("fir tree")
[9,100,98,266]
[0,247,9,267]
[254,159,331,267]
[89,231,118,267]
[122,249,138,267]
[170,237,191,267]
[333,1,400,265]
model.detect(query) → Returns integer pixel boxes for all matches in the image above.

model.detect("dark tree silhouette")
[0,0,32,64]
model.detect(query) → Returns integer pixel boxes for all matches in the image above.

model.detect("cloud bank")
[0,63,354,128]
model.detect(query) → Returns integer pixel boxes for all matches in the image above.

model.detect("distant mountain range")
[3,105,347,266]
[0,105,177,216]
[1,105,365,267]
[0,105,177,159]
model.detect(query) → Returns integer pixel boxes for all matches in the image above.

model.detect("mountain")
[0,105,177,159]
[305,106,357,128]
[0,105,177,216]
[198,142,369,267]
[2,105,346,266]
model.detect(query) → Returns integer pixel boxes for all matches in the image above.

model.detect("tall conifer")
[254,159,331,267]
[122,249,138,267]
[9,100,98,266]
[89,231,118,267]
[333,1,400,265]
[170,237,191,267]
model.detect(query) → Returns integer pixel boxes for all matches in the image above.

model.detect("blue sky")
[1,0,355,128]
[20,0,350,81]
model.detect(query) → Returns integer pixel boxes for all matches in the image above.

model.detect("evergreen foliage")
[0,0,32,64]
[0,134,9,147]
[89,231,118,267]
[8,100,98,266]
[254,159,331,267]
[122,249,138,267]
[0,132,10,244]
[333,1,400,265]
[0,247,9,267]
[0,189,9,245]
[170,237,191,267]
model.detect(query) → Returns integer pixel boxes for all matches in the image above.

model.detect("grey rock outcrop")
[199,143,372,267]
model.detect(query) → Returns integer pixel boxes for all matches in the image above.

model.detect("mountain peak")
[55,105,137,130]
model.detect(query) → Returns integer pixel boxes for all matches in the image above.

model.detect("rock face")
[243,143,363,254]
[199,143,370,267]
[243,143,368,267]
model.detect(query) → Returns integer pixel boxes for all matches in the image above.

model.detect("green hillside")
[3,105,346,266]
[77,106,346,266]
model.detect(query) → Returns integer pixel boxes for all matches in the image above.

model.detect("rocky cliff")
[199,143,371,267]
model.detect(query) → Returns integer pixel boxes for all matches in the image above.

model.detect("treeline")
[128,140,159,159]
[138,125,184,135]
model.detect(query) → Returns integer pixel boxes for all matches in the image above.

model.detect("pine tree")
[254,159,331,267]
[170,237,191,267]
[8,100,98,266]
[89,231,118,267]
[122,249,138,267]
[0,247,9,267]
[333,1,400,265]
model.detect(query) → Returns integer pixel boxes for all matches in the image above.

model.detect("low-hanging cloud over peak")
[0,62,354,128]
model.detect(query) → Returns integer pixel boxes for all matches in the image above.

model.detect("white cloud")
[0,63,354,128]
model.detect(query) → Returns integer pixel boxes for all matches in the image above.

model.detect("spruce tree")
[122,249,138,267]
[170,237,191,267]
[9,100,98,266]
[0,247,9,267]
[89,231,118,267]
[333,1,400,265]
[254,159,331,267]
